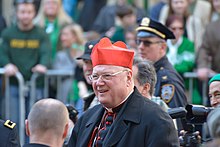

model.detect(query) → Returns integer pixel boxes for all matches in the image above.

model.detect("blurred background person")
[196,14,220,83]
[53,23,85,105]
[62,0,79,21]
[34,0,73,61]
[189,0,211,30]
[107,4,137,42]
[0,0,51,128]
[209,0,220,21]
[77,0,107,32]
[165,15,201,104]
[24,98,69,147]
[148,0,168,21]
[159,0,204,52]
[124,27,138,54]
[89,0,146,40]
[76,39,100,112]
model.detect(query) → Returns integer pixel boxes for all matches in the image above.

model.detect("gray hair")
[133,56,157,96]
[207,107,220,138]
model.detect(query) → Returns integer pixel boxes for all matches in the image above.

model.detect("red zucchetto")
[91,37,134,70]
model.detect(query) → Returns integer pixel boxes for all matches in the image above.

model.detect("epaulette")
[4,120,16,129]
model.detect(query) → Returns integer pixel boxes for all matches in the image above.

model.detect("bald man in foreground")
[24,98,69,147]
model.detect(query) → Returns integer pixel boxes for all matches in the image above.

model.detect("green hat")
[209,74,220,85]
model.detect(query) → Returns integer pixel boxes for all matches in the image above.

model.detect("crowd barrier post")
[29,69,74,105]
[0,68,26,146]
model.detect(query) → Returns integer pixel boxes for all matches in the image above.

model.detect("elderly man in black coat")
[68,37,179,147]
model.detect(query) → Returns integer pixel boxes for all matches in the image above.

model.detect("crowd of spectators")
[0,0,220,146]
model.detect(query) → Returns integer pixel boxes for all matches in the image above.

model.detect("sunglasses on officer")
[136,39,164,47]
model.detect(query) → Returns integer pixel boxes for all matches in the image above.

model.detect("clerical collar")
[105,89,134,113]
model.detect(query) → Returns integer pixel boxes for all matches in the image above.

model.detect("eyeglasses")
[136,39,163,47]
[89,70,127,82]
[170,27,183,31]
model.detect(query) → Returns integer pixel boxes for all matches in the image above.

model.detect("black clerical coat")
[68,88,179,147]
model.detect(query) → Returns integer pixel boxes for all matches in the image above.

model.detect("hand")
[4,63,18,76]
[197,68,216,81]
[32,64,47,74]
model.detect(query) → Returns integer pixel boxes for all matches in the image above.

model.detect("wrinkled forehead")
[93,65,125,73]
[209,81,220,92]
[210,81,220,88]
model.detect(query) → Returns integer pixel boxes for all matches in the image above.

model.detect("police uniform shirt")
[0,119,20,147]
[154,55,187,108]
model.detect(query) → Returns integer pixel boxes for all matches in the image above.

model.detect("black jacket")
[0,119,20,147]
[68,88,179,147]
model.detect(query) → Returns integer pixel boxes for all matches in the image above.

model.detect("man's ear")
[62,123,69,139]
[126,70,133,87]
[160,42,167,53]
[25,119,30,136]
[142,83,151,96]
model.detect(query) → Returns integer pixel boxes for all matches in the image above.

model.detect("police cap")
[136,17,175,40]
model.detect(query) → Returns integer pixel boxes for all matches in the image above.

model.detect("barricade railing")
[183,72,215,105]
[0,68,26,146]
[29,69,74,108]
[0,68,74,146]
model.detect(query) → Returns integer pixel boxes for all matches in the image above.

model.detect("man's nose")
[95,76,105,85]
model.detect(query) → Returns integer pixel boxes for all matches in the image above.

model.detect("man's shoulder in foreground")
[0,119,20,147]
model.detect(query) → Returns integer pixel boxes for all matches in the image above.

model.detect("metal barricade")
[184,72,215,106]
[0,68,26,146]
[29,69,74,107]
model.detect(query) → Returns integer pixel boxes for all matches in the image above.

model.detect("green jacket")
[167,36,195,74]
[0,25,51,85]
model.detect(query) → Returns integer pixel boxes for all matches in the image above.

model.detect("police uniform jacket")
[0,119,20,147]
[68,87,179,147]
[154,55,188,108]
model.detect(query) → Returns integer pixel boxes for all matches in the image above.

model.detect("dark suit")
[0,119,20,147]
[68,88,179,147]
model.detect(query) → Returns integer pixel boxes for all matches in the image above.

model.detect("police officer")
[136,17,188,130]
[0,119,20,147]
